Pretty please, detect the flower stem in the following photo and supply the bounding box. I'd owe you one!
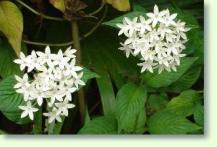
[71,20,86,125]
[33,107,42,134]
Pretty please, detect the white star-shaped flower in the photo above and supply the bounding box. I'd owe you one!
[53,50,70,69]
[138,16,152,34]
[19,101,38,120]
[117,17,139,37]
[55,99,75,116]
[14,52,29,71]
[137,60,157,73]
[118,43,133,58]
[64,46,77,58]
[146,5,167,27]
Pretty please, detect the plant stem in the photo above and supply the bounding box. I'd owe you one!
[22,5,108,47]
[22,39,73,47]
[16,0,66,21]
[33,107,42,134]
[48,121,55,134]
[71,20,86,125]
[88,0,105,16]
[16,0,105,21]
[53,117,65,134]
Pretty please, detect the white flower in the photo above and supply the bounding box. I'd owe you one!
[139,16,152,34]
[26,50,41,72]
[14,74,29,89]
[137,60,157,73]
[67,59,83,78]
[162,9,177,26]
[118,43,133,58]
[43,108,62,123]
[64,46,76,58]
[36,46,55,67]
[117,4,189,73]
[14,74,33,101]
[19,101,38,120]
[30,89,44,106]
[117,17,139,37]
[14,52,29,71]
[14,46,84,123]
[71,72,85,89]
[146,5,167,27]
[55,99,75,116]
[53,50,70,69]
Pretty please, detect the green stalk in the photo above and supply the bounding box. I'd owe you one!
[33,107,42,134]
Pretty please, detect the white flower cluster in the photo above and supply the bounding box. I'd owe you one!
[117,5,190,73]
[14,46,85,123]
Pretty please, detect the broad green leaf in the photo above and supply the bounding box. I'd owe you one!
[134,108,146,133]
[0,41,22,78]
[49,0,65,12]
[116,83,147,133]
[194,103,204,126]
[79,116,118,134]
[106,0,130,12]
[0,76,31,124]
[168,67,201,93]
[147,94,169,113]
[147,110,201,134]
[143,57,198,88]
[166,90,202,117]
[0,1,23,56]
[103,11,146,28]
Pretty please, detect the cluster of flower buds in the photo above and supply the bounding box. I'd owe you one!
[14,46,85,123]
[117,5,190,73]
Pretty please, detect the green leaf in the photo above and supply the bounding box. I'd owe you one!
[79,116,118,134]
[81,28,139,114]
[0,1,23,56]
[0,41,22,78]
[133,4,146,12]
[147,94,169,113]
[82,68,100,83]
[116,83,147,133]
[49,0,65,12]
[143,57,198,88]
[96,70,116,115]
[168,67,201,93]
[0,76,30,124]
[166,90,202,117]
[194,103,204,126]
[174,8,204,65]
[103,11,146,28]
[147,110,201,134]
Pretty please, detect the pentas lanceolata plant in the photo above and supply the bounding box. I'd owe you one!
[117,5,190,74]
[13,46,85,123]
